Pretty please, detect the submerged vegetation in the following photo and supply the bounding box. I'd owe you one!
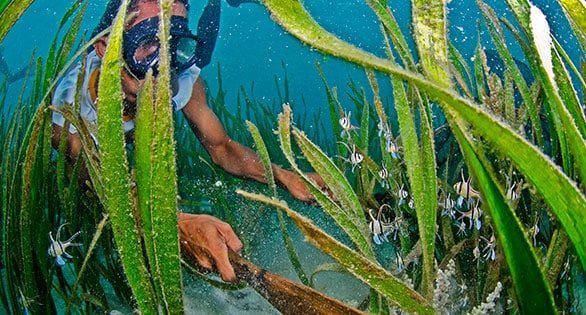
[1,0,585,314]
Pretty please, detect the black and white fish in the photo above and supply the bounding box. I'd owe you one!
[47,223,81,267]
[368,207,392,245]
[339,110,357,139]
[453,169,480,208]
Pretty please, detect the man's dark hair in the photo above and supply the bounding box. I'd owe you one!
[91,0,190,39]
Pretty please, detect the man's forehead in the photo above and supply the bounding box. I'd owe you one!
[127,1,188,29]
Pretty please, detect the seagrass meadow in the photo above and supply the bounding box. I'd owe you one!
[1,0,586,314]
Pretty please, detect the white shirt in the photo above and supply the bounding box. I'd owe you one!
[51,50,201,136]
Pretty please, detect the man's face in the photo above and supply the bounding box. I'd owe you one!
[121,0,188,103]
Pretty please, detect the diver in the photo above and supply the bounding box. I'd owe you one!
[51,0,326,282]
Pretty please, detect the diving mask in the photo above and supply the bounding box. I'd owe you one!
[123,15,199,79]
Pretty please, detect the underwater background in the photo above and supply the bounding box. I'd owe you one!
[1,0,586,314]
[3,0,579,118]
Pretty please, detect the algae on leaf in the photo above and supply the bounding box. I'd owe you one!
[256,0,585,313]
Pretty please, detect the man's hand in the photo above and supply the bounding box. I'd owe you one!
[281,172,330,205]
[178,213,243,282]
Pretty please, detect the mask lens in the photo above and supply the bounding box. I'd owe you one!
[123,16,199,79]
[174,37,197,64]
[134,39,160,66]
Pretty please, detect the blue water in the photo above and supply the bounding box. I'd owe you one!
[2,0,583,313]
[2,0,579,118]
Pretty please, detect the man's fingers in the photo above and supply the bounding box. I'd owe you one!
[196,254,213,271]
[216,220,243,254]
[225,237,243,255]
[178,213,243,281]
[214,251,237,282]
[209,239,236,281]
[221,228,243,254]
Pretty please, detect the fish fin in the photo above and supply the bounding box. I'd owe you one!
[55,256,66,267]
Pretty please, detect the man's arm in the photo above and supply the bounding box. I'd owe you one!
[52,122,243,281]
[52,124,82,164]
[181,77,325,202]
[51,123,94,184]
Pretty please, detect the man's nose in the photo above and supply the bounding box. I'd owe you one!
[144,69,178,96]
